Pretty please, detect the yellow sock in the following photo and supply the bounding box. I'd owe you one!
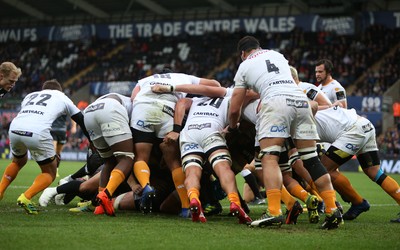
[0,162,20,194]
[187,187,200,203]
[133,161,150,187]
[266,189,282,216]
[380,176,400,205]
[281,186,295,210]
[287,184,309,202]
[227,192,241,206]
[171,168,189,208]
[320,190,337,214]
[332,173,363,204]
[24,173,53,199]
[105,169,125,196]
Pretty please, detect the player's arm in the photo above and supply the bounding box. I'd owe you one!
[152,84,227,97]
[164,98,193,143]
[71,112,90,140]
[315,93,333,110]
[228,87,247,130]
[198,78,221,87]
[335,88,347,108]
[243,89,260,107]
[131,85,140,101]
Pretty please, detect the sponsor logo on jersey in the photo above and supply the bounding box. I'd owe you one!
[306,89,318,100]
[362,122,373,133]
[20,109,44,115]
[150,81,169,86]
[193,111,219,117]
[11,130,33,137]
[270,125,287,133]
[183,143,199,152]
[188,123,211,130]
[269,79,294,86]
[162,105,174,117]
[285,98,309,108]
[85,103,105,113]
[136,120,151,129]
[345,143,360,152]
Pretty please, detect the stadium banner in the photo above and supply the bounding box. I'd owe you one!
[90,81,136,96]
[361,11,400,29]
[0,14,357,42]
[347,96,382,126]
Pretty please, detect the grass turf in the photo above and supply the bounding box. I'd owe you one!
[0,159,399,250]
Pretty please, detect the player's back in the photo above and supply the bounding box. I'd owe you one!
[314,107,358,143]
[235,49,304,99]
[11,89,79,136]
[135,73,200,105]
[185,95,231,132]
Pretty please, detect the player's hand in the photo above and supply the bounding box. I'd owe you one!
[163,131,179,143]
[151,84,174,93]
[331,100,344,108]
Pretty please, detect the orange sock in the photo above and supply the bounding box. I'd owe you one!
[332,173,363,204]
[24,173,53,199]
[0,162,20,195]
[133,161,150,187]
[380,176,400,205]
[287,184,309,202]
[307,180,323,201]
[320,190,337,214]
[105,169,125,196]
[187,187,200,203]
[281,186,295,210]
[266,189,282,216]
[227,192,241,206]
[171,168,189,208]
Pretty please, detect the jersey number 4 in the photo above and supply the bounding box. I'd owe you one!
[265,60,279,74]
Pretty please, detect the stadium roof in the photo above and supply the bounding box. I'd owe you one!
[0,0,393,27]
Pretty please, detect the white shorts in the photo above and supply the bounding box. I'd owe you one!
[130,101,174,139]
[257,95,319,140]
[9,130,55,162]
[180,131,227,158]
[84,98,132,150]
[332,117,378,155]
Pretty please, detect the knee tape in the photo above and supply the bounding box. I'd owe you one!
[113,151,135,160]
[210,152,232,168]
[254,157,262,170]
[258,145,281,159]
[182,155,203,171]
[288,151,301,166]
[297,147,318,160]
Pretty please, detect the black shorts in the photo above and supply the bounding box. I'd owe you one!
[51,130,67,144]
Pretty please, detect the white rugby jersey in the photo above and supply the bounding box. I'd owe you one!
[183,93,231,135]
[314,106,358,143]
[98,93,133,119]
[317,79,346,104]
[242,99,260,125]
[298,81,331,103]
[134,73,200,106]
[10,89,80,136]
[234,49,304,99]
